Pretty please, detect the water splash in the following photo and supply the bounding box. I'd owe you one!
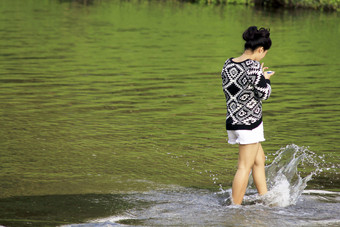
[221,144,324,207]
[260,144,321,207]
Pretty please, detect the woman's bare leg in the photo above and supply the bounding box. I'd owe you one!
[232,143,259,205]
[252,143,268,195]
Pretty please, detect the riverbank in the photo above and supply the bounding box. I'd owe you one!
[184,0,339,11]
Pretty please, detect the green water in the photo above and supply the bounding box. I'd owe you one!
[0,0,339,224]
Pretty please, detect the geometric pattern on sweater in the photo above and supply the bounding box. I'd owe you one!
[221,58,271,130]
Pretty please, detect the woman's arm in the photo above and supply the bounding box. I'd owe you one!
[248,62,273,100]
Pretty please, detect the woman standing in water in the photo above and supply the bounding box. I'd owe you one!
[221,26,275,205]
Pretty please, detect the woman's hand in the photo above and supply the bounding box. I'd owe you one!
[261,63,275,80]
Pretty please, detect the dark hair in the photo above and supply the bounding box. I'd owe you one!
[243,26,271,51]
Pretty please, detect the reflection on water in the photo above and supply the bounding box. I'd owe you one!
[0,0,340,226]
[0,193,140,226]
[63,188,340,226]
[1,188,339,226]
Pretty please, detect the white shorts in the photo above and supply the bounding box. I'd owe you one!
[227,123,265,145]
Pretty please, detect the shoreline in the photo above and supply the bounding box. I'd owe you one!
[180,0,339,11]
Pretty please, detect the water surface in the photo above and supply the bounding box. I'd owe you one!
[0,0,339,226]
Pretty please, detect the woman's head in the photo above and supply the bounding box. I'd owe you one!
[243,26,271,51]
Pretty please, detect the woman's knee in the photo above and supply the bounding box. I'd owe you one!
[238,143,259,168]
[237,162,254,172]
[254,152,265,166]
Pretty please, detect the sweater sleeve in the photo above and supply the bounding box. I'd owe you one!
[248,61,271,100]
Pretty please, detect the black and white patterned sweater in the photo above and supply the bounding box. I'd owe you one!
[221,58,271,130]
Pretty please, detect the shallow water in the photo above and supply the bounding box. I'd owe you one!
[88,145,339,227]
[0,0,339,226]
[69,189,340,227]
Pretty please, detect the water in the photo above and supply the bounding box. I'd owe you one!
[0,0,339,226]
[70,189,340,226]
[63,145,340,226]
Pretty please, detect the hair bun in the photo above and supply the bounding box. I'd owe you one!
[242,26,258,42]
[242,26,271,51]
[243,26,270,41]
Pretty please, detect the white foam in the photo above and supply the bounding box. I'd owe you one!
[92,215,133,223]
[299,219,340,226]
[303,190,340,195]
[262,174,292,207]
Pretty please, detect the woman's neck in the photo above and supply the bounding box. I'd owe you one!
[233,50,257,62]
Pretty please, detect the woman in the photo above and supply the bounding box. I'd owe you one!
[221,26,275,205]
